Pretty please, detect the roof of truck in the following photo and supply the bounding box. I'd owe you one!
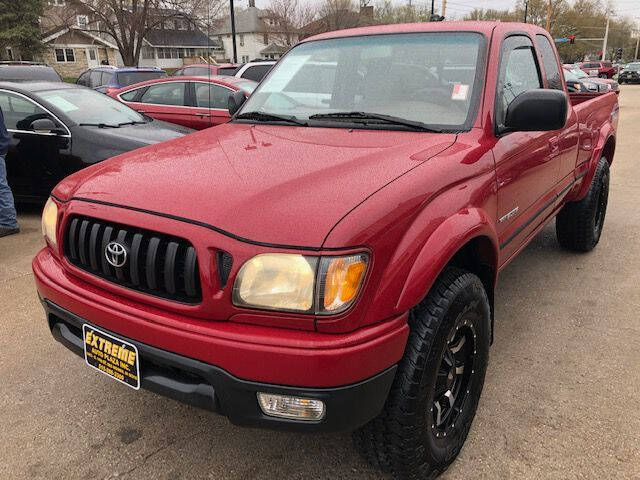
[302,21,545,43]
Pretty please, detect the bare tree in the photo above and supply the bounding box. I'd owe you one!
[65,0,213,66]
[315,0,355,32]
[267,0,316,46]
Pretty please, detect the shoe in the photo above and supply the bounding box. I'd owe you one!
[0,227,20,238]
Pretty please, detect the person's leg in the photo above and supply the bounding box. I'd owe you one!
[0,155,19,231]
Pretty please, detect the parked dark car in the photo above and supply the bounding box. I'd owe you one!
[618,62,640,84]
[0,62,62,82]
[0,81,192,202]
[109,75,256,130]
[76,66,167,94]
[173,63,239,77]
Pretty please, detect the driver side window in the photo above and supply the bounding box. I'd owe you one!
[496,36,542,128]
[0,92,50,131]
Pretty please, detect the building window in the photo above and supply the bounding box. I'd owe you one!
[6,48,13,60]
[241,55,249,63]
[142,47,155,59]
[163,20,175,30]
[77,15,88,28]
[239,34,244,47]
[263,33,268,45]
[48,0,66,5]
[55,48,75,62]
[176,19,188,30]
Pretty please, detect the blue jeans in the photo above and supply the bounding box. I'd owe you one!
[0,155,18,229]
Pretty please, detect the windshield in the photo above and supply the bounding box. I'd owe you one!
[564,68,588,80]
[39,88,147,126]
[235,80,257,94]
[625,63,640,71]
[239,32,484,130]
[116,71,166,86]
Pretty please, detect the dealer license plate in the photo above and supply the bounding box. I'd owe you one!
[83,325,140,390]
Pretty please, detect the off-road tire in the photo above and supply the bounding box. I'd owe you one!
[556,157,610,252]
[353,267,491,479]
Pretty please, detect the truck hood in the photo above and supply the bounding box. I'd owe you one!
[59,123,456,248]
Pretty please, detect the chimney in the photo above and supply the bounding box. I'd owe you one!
[248,0,255,7]
[360,6,374,22]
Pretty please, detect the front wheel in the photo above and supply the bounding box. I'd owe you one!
[353,267,491,479]
[556,157,610,252]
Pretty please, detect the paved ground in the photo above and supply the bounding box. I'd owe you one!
[2,86,640,480]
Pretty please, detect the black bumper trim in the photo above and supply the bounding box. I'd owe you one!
[42,299,397,432]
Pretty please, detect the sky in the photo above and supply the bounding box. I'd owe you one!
[248,0,640,21]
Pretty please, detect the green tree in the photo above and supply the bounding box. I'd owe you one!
[0,0,45,61]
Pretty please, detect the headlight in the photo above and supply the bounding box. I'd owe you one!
[41,197,59,248]
[233,253,368,314]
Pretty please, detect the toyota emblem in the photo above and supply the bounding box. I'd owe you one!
[105,241,128,268]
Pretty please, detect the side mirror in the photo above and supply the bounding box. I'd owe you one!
[228,90,246,116]
[503,89,567,133]
[30,118,59,134]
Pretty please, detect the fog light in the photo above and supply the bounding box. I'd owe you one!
[257,393,325,421]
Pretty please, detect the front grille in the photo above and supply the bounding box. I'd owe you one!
[64,216,202,303]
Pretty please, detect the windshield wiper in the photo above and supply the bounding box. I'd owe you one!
[308,111,442,132]
[78,122,120,128]
[235,111,308,126]
[117,121,148,127]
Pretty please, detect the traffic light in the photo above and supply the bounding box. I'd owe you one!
[616,48,623,60]
[569,35,576,44]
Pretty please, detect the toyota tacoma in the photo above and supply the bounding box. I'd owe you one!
[34,21,618,478]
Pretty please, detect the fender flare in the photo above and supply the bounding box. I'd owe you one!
[395,207,499,313]
[573,126,615,201]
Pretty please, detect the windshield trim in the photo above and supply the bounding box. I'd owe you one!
[235,31,488,133]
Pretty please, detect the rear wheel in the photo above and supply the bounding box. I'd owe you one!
[353,267,491,479]
[556,157,610,252]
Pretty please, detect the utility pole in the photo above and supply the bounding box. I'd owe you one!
[524,1,528,23]
[442,0,446,18]
[230,0,238,63]
[602,14,610,61]
[545,0,552,32]
[431,0,435,17]
[635,33,639,60]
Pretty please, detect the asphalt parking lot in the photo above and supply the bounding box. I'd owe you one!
[2,86,640,480]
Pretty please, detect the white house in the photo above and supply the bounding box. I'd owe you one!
[216,0,298,63]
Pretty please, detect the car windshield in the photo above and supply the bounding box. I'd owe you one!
[564,68,588,80]
[239,32,484,130]
[625,63,640,71]
[39,88,147,126]
[116,71,166,86]
[0,66,61,82]
[234,80,257,94]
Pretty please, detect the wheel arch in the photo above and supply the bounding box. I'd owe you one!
[395,210,499,340]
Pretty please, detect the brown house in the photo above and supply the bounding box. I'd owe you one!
[300,6,375,40]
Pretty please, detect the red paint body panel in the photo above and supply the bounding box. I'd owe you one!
[35,21,618,391]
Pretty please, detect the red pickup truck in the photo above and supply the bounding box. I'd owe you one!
[34,22,617,478]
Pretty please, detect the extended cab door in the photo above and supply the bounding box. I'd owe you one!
[0,90,72,200]
[492,35,561,259]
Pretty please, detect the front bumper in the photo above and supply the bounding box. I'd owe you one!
[44,299,396,432]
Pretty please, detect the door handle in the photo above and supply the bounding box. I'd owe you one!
[196,113,211,118]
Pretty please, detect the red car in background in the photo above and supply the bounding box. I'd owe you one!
[109,76,256,130]
[173,63,240,77]
[577,60,616,78]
